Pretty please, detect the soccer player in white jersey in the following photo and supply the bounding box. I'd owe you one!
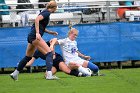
[51,28,99,76]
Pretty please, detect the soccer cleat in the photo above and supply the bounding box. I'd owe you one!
[92,73,98,76]
[82,73,91,77]
[92,73,105,76]
[10,73,18,81]
[45,75,60,80]
[78,72,91,77]
[98,73,106,76]
[92,70,100,76]
[91,71,105,76]
[45,71,59,80]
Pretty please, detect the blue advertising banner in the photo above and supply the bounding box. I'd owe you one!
[0,22,140,68]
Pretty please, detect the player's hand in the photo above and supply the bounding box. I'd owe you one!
[36,33,41,41]
[50,45,54,52]
[84,56,91,61]
[52,31,58,36]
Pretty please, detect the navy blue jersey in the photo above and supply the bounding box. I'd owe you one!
[29,9,50,37]
[37,9,50,31]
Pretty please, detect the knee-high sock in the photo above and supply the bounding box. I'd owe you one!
[17,56,32,71]
[45,52,53,71]
[78,66,91,75]
[87,62,99,73]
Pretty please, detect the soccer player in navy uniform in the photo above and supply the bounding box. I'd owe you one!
[10,1,58,80]
[26,41,85,77]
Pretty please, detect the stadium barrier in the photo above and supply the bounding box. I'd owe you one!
[1,0,140,26]
[0,22,140,68]
[1,13,77,26]
[0,0,131,27]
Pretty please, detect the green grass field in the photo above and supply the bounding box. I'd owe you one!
[0,68,140,93]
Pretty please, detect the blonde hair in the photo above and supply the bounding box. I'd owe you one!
[68,28,79,36]
[46,1,57,9]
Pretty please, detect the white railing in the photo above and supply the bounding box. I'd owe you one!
[0,0,140,27]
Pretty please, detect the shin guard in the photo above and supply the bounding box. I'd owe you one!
[17,56,32,71]
[45,52,53,71]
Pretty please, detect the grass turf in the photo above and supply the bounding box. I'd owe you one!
[0,68,140,93]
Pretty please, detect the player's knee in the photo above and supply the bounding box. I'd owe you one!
[69,62,79,68]
[87,62,99,73]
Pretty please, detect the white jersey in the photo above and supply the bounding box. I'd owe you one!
[58,38,85,65]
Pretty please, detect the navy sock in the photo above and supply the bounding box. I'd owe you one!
[70,70,79,77]
[45,52,53,71]
[17,56,32,71]
[87,62,99,73]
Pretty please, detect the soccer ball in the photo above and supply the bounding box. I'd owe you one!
[86,68,93,75]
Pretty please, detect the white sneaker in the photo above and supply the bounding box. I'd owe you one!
[78,72,91,77]
[46,75,60,80]
[45,71,59,80]
[10,73,18,81]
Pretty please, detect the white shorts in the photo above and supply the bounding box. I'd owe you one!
[65,57,87,66]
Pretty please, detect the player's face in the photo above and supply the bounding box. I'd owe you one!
[49,6,57,13]
[69,31,78,41]
[52,7,57,13]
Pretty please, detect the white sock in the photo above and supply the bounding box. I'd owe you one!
[78,66,91,76]
[47,71,52,78]
[13,69,19,76]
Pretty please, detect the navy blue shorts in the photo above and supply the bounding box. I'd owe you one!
[27,28,44,44]
[27,34,36,44]
[53,54,64,71]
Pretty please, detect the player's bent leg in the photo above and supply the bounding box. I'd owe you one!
[26,43,36,56]
[83,61,99,76]
[88,62,99,74]
[33,39,52,69]
[32,38,51,55]
[68,62,91,76]
[32,39,56,80]
[59,62,83,77]
[51,67,57,75]
[68,62,80,70]
[59,62,71,74]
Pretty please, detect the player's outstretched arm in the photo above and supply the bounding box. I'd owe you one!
[45,29,58,36]
[77,51,91,61]
[49,38,58,54]
[50,38,59,46]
